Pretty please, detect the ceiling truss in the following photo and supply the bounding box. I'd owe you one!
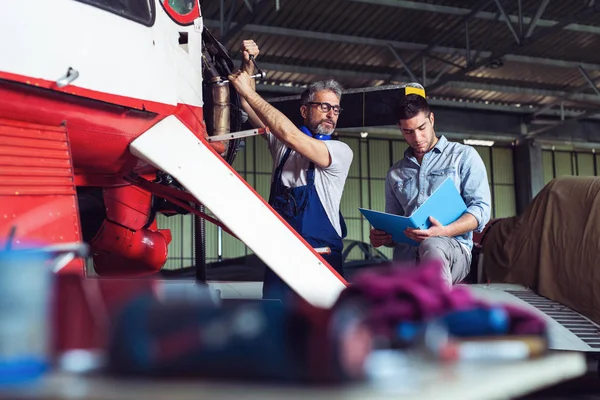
[205,0,600,138]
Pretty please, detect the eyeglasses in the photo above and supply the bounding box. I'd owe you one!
[307,102,343,115]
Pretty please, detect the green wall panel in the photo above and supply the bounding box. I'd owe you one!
[368,140,392,178]
[222,231,247,259]
[360,140,370,179]
[345,219,363,248]
[341,178,362,219]
[254,138,272,173]
[368,180,386,214]
[158,214,194,270]
[554,152,573,177]
[494,185,516,218]
[492,147,514,184]
[392,141,409,164]
[542,150,554,185]
[473,146,492,183]
[576,153,595,176]
[345,138,361,178]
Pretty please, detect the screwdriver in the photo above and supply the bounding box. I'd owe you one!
[220,54,266,84]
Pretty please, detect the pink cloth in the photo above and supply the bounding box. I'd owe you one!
[338,260,546,338]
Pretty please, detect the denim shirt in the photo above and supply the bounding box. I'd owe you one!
[385,135,492,257]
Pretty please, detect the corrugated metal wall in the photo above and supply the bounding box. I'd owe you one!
[543,150,599,184]
[161,135,517,267]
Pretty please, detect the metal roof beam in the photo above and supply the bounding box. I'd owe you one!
[257,84,600,122]
[203,20,600,71]
[525,0,550,38]
[426,4,600,92]
[526,65,600,137]
[530,69,600,117]
[493,0,522,44]
[404,0,494,66]
[256,62,385,80]
[444,81,600,103]
[349,0,600,35]
[578,65,600,97]
[387,45,419,83]
[526,109,600,138]
[251,63,600,103]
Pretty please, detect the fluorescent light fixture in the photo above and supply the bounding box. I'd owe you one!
[463,139,495,147]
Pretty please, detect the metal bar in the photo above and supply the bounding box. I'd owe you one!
[551,150,556,179]
[406,0,494,67]
[194,204,206,283]
[525,0,550,39]
[314,247,331,255]
[255,61,385,80]
[432,64,453,85]
[422,57,427,87]
[473,12,501,64]
[578,65,600,97]
[219,0,224,34]
[220,71,265,84]
[493,0,521,45]
[224,0,237,36]
[388,45,419,83]
[465,20,471,66]
[517,0,523,39]
[207,127,270,142]
[489,147,496,218]
[217,227,223,262]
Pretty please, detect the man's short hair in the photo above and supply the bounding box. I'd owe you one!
[396,94,431,121]
[300,79,343,105]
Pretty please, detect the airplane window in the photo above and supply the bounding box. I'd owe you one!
[167,0,195,15]
[75,0,155,27]
[161,0,198,25]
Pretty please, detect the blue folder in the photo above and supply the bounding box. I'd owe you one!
[359,177,467,246]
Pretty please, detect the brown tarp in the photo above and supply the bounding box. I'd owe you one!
[483,176,600,325]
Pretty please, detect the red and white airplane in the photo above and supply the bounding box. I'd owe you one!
[0,0,346,309]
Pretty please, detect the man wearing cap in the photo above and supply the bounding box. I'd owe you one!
[228,40,353,299]
[369,87,491,286]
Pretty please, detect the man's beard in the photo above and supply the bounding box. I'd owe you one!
[310,119,336,135]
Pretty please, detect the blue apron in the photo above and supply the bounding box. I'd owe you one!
[263,145,347,300]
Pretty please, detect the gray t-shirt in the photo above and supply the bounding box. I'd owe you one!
[267,133,353,237]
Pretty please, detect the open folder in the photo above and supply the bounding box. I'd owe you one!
[359,177,467,246]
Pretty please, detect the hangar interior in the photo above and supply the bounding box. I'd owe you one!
[3,0,600,398]
[159,0,600,269]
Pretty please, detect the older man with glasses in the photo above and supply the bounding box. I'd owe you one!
[228,40,353,301]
